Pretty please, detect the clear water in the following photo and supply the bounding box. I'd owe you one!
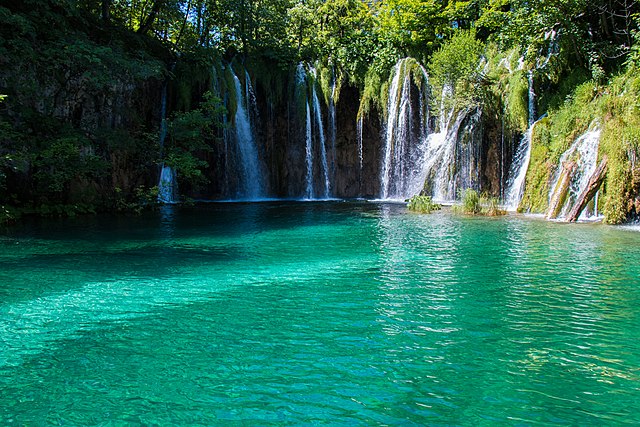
[1,202,639,425]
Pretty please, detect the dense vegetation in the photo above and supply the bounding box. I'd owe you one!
[1,0,638,222]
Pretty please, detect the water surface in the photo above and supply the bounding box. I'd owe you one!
[1,202,639,425]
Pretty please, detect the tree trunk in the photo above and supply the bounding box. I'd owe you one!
[138,0,163,35]
[567,157,608,222]
[102,0,111,23]
[547,161,576,220]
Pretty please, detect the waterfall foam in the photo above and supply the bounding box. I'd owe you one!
[429,109,468,201]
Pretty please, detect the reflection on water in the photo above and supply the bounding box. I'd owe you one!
[0,202,639,425]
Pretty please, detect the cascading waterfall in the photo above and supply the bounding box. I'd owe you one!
[454,108,483,194]
[417,83,476,202]
[157,84,178,204]
[504,71,537,211]
[296,64,315,200]
[503,35,559,210]
[298,63,331,200]
[528,71,535,126]
[380,58,430,200]
[230,66,265,200]
[504,124,535,210]
[311,81,330,198]
[357,116,364,193]
[329,76,338,184]
[158,165,177,203]
[304,101,314,199]
[548,123,602,219]
[428,107,468,201]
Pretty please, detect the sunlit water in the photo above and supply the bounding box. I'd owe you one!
[1,202,639,425]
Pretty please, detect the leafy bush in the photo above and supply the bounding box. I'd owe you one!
[453,189,506,216]
[429,30,484,112]
[455,188,482,215]
[407,195,441,214]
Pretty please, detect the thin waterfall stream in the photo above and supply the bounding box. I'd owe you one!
[157,83,178,204]
[504,70,537,211]
[230,66,265,200]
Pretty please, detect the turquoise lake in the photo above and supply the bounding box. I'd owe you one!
[1,202,639,425]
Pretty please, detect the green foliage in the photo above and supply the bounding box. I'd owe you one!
[482,195,507,216]
[407,195,441,214]
[114,185,159,214]
[429,30,483,92]
[428,30,484,116]
[164,91,225,191]
[32,134,107,196]
[454,188,482,215]
[453,189,506,216]
[376,0,450,62]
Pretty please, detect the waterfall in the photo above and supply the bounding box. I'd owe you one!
[414,83,475,202]
[230,66,265,200]
[312,86,330,198]
[528,71,535,126]
[357,116,364,194]
[429,108,468,201]
[504,124,535,211]
[380,58,431,200]
[504,72,537,211]
[329,77,337,185]
[158,165,178,204]
[304,101,314,199]
[157,84,178,204]
[297,63,331,200]
[548,123,602,219]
